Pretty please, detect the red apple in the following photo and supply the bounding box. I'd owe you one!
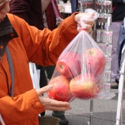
[70,74,101,99]
[48,75,73,102]
[56,52,81,78]
[82,48,106,77]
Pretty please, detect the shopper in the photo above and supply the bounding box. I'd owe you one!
[111,0,125,88]
[70,0,78,13]
[9,0,69,124]
[0,0,95,125]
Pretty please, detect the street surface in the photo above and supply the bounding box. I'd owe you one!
[46,89,125,125]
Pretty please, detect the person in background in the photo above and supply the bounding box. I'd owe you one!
[111,0,125,89]
[70,0,78,13]
[0,0,95,125]
[62,0,68,3]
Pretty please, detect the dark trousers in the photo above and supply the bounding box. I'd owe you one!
[70,0,78,13]
[39,66,55,87]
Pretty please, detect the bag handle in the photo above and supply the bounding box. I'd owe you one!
[5,46,14,97]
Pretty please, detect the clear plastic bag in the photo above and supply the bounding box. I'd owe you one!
[48,30,107,101]
[48,9,107,101]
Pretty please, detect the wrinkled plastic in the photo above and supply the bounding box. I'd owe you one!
[48,9,107,101]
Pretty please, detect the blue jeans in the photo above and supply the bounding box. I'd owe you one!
[118,20,125,68]
[70,0,78,12]
[111,22,122,82]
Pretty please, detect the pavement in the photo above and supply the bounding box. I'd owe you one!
[46,89,125,125]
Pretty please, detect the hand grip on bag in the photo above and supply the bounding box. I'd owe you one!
[77,8,99,32]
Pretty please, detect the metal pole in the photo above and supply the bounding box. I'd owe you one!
[88,99,94,125]
[116,51,125,125]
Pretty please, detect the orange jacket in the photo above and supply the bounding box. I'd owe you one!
[0,13,77,125]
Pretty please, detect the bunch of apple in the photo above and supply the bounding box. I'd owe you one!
[48,48,106,101]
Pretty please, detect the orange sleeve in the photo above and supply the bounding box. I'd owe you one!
[7,13,78,66]
[0,63,44,123]
[0,13,78,123]
[0,89,44,123]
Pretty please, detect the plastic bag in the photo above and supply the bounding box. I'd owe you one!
[48,9,106,101]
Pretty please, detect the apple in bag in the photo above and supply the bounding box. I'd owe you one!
[48,75,73,102]
[82,48,106,76]
[56,52,81,78]
[70,74,101,99]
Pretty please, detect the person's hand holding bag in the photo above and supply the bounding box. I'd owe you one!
[74,9,99,33]
[74,13,94,33]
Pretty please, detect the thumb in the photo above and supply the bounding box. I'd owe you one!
[36,84,53,96]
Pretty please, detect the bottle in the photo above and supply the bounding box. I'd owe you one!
[102,15,113,44]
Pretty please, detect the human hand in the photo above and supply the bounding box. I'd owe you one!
[0,0,10,22]
[36,84,71,111]
[75,12,96,33]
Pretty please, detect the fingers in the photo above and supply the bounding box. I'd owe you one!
[75,13,94,23]
[75,12,96,33]
[45,100,71,111]
[36,85,72,112]
[46,98,70,107]
[45,105,71,111]
[84,20,95,26]
[39,96,70,107]
[36,84,53,96]
[39,96,71,111]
